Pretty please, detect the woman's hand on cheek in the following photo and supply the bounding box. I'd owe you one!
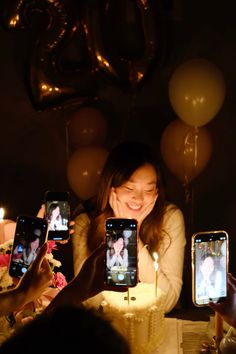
[136,195,157,225]
[109,188,124,217]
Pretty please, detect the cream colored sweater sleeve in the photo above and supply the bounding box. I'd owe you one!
[72,213,91,276]
[138,205,186,313]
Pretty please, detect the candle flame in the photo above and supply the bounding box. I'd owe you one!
[153,252,158,261]
[154,262,158,271]
[0,208,4,221]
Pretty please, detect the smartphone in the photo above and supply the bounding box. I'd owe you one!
[45,191,70,241]
[191,230,229,307]
[105,217,138,287]
[9,215,48,279]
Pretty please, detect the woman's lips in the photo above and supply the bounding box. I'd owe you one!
[126,204,142,211]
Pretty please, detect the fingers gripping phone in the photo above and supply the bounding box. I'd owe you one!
[9,215,48,279]
[191,230,229,307]
[45,191,70,241]
[105,218,138,287]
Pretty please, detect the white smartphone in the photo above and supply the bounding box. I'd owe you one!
[9,215,48,278]
[45,191,70,241]
[105,217,138,287]
[191,230,229,307]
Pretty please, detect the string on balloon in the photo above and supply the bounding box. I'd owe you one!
[182,126,199,230]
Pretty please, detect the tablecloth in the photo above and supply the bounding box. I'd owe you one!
[155,317,209,354]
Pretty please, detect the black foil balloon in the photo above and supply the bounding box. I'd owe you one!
[25,0,97,111]
[0,0,24,29]
[0,0,170,109]
[1,0,97,111]
[82,0,162,86]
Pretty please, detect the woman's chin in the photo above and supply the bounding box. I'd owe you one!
[125,208,141,219]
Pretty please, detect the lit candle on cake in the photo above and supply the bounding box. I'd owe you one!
[0,208,4,222]
[153,252,159,297]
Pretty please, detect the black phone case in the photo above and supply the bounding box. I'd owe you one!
[191,230,228,307]
[105,217,138,287]
[45,191,70,241]
[9,215,48,278]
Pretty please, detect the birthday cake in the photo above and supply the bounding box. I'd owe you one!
[100,282,165,354]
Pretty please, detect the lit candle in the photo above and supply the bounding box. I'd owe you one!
[0,208,5,222]
[153,252,159,297]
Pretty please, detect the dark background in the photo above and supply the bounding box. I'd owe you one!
[0,0,236,307]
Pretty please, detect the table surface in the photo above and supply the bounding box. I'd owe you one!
[156,317,211,354]
[153,306,226,354]
[166,306,214,322]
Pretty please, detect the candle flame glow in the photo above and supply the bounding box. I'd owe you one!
[0,208,4,221]
[153,252,158,261]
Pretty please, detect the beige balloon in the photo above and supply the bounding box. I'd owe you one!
[68,107,107,148]
[67,146,109,201]
[160,119,212,184]
[169,58,226,127]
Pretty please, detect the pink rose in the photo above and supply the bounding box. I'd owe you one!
[51,272,67,290]
[0,254,10,267]
[47,241,57,253]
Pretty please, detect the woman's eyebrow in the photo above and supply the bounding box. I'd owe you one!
[127,179,157,185]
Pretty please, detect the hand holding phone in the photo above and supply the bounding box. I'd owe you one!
[105,218,138,287]
[9,215,48,279]
[191,230,228,307]
[45,191,70,241]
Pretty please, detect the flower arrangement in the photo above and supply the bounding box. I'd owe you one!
[0,239,67,320]
[0,239,13,290]
[0,239,67,290]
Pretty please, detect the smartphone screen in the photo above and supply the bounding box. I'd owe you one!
[9,215,48,279]
[105,217,138,287]
[191,230,228,307]
[45,191,70,241]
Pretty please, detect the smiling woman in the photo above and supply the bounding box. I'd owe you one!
[72,140,186,313]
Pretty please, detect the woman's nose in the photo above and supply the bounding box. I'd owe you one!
[132,190,144,200]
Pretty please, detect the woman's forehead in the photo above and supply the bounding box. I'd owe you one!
[128,164,157,183]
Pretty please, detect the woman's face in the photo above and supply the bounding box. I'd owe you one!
[31,237,40,250]
[200,256,214,278]
[114,163,158,219]
[52,206,60,218]
[116,237,124,247]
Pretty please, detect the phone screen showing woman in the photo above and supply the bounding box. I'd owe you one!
[192,230,228,306]
[105,218,138,287]
[45,191,70,241]
[9,215,48,278]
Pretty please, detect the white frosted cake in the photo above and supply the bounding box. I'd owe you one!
[100,282,165,354]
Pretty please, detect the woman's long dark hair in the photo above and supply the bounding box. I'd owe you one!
[80,141,173,254]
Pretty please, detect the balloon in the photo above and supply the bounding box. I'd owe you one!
[0,0,23,29]
[82,0,161,86]
[67,146,109,201]
[1,0,168,107]
[27,1,98,111]
[160,119,212,184]
[1,0,97,110]
[67,107,107,148]
[169,58,226,127]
